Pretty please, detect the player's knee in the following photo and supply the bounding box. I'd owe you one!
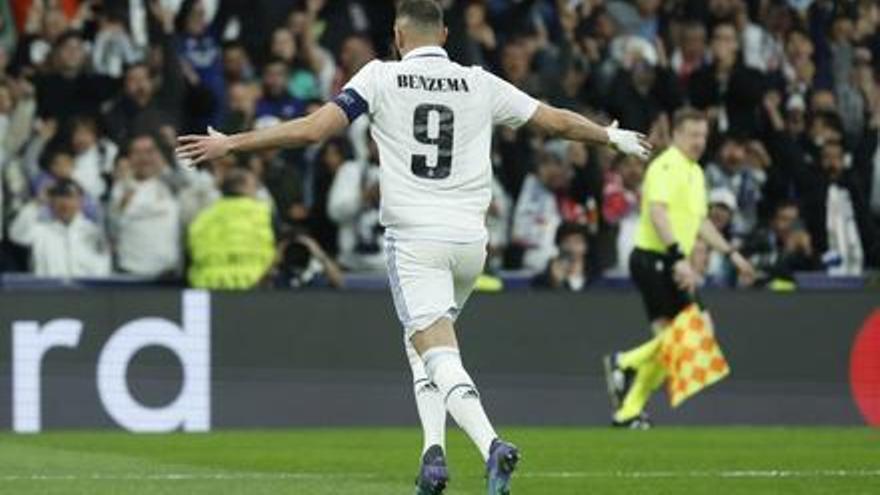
[410,317,457,354]
[421,346,478,400]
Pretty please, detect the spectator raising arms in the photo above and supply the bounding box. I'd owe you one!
[109,133,180,278]
[69,115,117,200]
[9,179,110,278]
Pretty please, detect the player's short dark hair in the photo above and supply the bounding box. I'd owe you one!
[672,108,708,131]
[397,0,444,29]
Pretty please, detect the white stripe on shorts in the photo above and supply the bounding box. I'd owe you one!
[384,237,412,328]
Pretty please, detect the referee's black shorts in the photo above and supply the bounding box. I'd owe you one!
[629,247,696,322]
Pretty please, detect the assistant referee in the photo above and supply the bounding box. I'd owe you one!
[603,108,755,428]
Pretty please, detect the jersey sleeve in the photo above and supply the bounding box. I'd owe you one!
[695,170,708,217]
[485,70,540,129]
[643,160,673,205]
[332,60,381,122]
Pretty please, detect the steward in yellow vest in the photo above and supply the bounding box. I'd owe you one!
[188,169,275,289]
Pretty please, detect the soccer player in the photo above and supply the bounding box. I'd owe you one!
[177,1,650,493]
[603,109,755,428]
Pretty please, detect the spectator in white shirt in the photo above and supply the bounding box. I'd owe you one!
[512,146,572,271]
[9,179,111,278]
[327,137,384,272]
[109,133,181,277]
[486,177,512,272]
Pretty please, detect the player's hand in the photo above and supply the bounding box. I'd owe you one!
[730,251,756,287]
[673,259,698,293]
[606,121,651,160]
[176,127,231,167]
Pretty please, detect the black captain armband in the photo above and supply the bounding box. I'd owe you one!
[331,88,368,122]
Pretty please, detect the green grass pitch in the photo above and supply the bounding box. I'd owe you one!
[1,427,878,494]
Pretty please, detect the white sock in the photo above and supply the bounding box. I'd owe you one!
[423,346,497,461]
[405,338,446,454]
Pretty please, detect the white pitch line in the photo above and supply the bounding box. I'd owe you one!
[2,470,880,482]
[0,472,379,482]
[521,469,880,479]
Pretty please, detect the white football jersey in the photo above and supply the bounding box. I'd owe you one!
[334,46,539,243]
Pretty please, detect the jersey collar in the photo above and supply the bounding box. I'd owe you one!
[669,145,699,166]
[402,46,449,61]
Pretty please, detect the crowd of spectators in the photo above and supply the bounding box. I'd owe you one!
[0,0,878,291]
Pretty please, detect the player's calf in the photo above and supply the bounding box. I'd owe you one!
[422,345,498,460]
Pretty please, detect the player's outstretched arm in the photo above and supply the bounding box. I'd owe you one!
[527,103,652,159]
[176,103,349,166]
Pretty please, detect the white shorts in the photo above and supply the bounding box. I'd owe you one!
[384,236,487,337]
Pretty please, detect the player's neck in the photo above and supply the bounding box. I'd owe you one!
[400,42,445,59]
[671,143,698,162]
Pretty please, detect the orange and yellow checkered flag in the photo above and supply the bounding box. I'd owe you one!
[660,304,730,408]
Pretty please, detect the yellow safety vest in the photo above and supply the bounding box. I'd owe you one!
[188,197,275,289]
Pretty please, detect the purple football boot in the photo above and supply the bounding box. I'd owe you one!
[415,445,449,495]
[486,438,520,495]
